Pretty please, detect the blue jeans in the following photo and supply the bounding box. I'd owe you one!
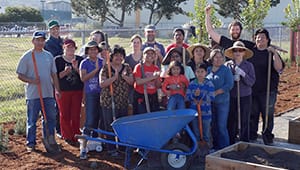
[83,93,102,137]
[250,91,277,140]
[26,98,57,147]
[211,102,230,150]
[192,117,211,143]
[167,94,185,110]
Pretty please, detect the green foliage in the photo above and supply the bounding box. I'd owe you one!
[0,125,9,153]
[14,118,26,135]
[71,0,138,27]
[213,0,249,19]
[241,0,271,37]
[0,6,43,22]
[213,0,279,19]
[189,0,221,44]
[282,0,300,32]
[140,0,188,25]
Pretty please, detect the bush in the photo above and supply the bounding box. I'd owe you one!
[14,118,26,135]
[0,125,9,152]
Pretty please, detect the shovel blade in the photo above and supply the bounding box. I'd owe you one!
[42,136,61,154]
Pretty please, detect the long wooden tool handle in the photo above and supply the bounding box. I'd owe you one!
[32,52,47,122]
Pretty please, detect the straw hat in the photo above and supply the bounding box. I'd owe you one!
[187,43,211,60]
[224,41,253,59]
[162,47,190,65]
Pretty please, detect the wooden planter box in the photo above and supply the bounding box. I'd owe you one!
[205,142,300,170]
[288,116,300,144]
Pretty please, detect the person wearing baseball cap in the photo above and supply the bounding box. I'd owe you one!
[142,25,165,68]
[17,30,61,153]
[44,20,64,139]
[54,38,84,146]
[45,20,63,58]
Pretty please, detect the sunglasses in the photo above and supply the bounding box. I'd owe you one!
[233,49,245,53]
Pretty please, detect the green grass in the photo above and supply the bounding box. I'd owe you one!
[0,35,291,123]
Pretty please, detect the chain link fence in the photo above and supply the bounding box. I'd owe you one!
[0,26,291,123]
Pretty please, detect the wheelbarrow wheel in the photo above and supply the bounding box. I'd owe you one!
[161,143,191,170]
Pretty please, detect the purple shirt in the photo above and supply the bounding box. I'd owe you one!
[79,57,103,94]
[225,60,256,97]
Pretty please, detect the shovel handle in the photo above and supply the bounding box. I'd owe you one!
[196,100,204,141]
[32,52,47,122]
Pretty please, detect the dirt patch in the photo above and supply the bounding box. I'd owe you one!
[221,146,300,170]
[0,66,299,169]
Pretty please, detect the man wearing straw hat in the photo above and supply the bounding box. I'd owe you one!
[224,41,256,144]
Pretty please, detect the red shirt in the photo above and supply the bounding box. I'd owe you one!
[133,63,160,94]
[166,43,189,53]
[162,74,189,97]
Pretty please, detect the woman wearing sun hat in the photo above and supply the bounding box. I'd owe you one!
[224,41,256,144]
[187,43,211,72]
[161,47,195,81]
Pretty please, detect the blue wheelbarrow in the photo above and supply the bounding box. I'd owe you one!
[76,109,198,169]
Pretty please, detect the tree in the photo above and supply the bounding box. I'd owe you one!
[189,0,221,43]
[0,6,43,22]
[282,0,300,71]
[71,0,139,27]
[213,0,280,19]
[240,0,271,38]
[139,0,188,25]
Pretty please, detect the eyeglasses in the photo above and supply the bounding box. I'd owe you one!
[233,49,245,53]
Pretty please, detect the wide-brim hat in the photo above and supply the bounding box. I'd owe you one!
[162,47,190,65]
[224,41,253,59]
[84,40,101,54]
[187,43,211,60]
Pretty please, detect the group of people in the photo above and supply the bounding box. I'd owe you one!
[16,4,285,161]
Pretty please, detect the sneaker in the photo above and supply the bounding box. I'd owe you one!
[56,133,62,139]
[80,149,87,160]
[26,145,35,153]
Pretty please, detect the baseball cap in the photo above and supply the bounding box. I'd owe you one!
[143,46,156,54]
[144,25,156,31]
[48,20,60,28]
[63,39,77,48]
[32,31,46,39]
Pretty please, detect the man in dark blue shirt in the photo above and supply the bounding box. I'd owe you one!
[45,20,63,57]
[44,20,64,138]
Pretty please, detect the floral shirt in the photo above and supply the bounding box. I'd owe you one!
[100,63,132,109]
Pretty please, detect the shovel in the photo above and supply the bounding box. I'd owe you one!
[196,100,209,156]
[236,76,241,141]
[262,52,272,145]
[32,52,60,153]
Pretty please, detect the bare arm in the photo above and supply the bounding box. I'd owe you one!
[17,73,39,84]
[205,5,221,44]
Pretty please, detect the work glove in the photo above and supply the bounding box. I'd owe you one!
[235,66,246,77]
[234,74,240,81]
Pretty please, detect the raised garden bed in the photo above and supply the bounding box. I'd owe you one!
[288,116,300,144]
[205,142,300,170]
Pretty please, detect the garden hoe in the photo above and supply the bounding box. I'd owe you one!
[32,52,60,153]
[262,52,272,145]
[196,100,209,156]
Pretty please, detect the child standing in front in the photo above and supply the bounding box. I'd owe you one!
[186,64,215,145]
[162,61,189,110]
